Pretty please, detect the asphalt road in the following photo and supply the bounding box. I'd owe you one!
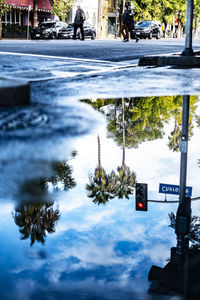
[1,38,200,61]
[1,38,200,102]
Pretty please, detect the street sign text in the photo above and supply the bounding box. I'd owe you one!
[159,183,192,197]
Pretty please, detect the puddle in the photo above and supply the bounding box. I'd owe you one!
[0,95,200,300]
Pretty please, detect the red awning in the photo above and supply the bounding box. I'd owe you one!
[6,0,52,10]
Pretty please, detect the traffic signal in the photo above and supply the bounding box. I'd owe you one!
[135,183,148,211]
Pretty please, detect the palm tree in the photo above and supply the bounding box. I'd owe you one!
[115,98,136,199]
[13,200,60,246]
[86,135,116,205]
[13,179,60,246]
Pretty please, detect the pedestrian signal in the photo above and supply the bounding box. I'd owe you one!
[136,183,148,211]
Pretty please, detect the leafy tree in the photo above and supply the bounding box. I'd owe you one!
[169,212,200,249]
[107,96,176,149]
[52,0,76,21]
[0,0,10,39]
[48,161,76,191]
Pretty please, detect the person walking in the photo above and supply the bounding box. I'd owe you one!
[73,5,86,40]
[121,3,139,43]
[121,5,130,42]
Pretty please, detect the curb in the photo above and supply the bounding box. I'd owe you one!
[139,53,200,67]
[0,79,30,107]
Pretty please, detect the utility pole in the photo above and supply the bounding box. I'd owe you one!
[182,0,194,56]
[97,0,102,39]
[176,95,191,256]
[115,0,119,38]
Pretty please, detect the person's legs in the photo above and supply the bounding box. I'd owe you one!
[73,24,78,39]
[79,24,84,40]
[125,25,129,41]
[121,24,126,40]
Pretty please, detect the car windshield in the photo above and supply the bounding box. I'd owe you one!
[136,21,152,28]
[39,22,56,28]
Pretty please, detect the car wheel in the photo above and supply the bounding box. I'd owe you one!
[51,33,56,39]
[91,32,96,40]
[148,32,152,39]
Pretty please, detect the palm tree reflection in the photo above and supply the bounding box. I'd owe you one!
[86,100,136,205]
[86,135,116,205]
[13,155,77,246]
[13,200,60,246]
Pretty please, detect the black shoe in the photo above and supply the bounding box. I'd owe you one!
[136,37,139,42]
[124,39,129,42]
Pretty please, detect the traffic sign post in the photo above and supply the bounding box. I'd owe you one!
[176,95,191,258]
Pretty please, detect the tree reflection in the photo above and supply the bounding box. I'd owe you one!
[114,98,136,199]
[82,96,198,151]
[13,179,60,246]
[86,135,116,205]
[86,101,136,205]
[48,160,76,191]
[169,212,200,248]
[13,153,77,245]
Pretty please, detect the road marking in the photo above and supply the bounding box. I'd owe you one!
[2,61,138,83]
[0,51,111,64]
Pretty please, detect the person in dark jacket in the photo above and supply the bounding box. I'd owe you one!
[121,5,130,42]
[121,4,139,42]
[73,5,85,40]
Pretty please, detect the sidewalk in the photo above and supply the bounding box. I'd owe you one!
[139,51,200,67]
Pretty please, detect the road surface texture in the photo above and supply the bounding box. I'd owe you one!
[0,38,200,102]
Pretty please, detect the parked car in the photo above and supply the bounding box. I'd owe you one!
[133,20,162,39]
[31,21,68,39]
[58,23,96,40]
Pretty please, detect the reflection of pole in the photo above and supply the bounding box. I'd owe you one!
[122,98,125,165]
[176,95,190,256]
[179,96,189,205]
[182,0,194,56]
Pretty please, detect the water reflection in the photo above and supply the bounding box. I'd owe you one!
[1,95,200,300]
[86,132,136,205]
[13,197,60,246]
[12,153,77,246]
[81,96,198,151]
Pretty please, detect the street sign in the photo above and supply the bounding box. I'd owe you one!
[159,183,192,197]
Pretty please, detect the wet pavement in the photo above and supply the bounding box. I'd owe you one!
[0,40,200,300]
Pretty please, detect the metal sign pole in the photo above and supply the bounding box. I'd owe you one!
[182,0,194,56]
[176,95,191,256]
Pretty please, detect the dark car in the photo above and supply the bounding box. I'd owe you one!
[31,21,68,39]
[58,23,96,40]
[133,20,162,39]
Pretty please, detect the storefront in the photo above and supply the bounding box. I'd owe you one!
[2,0,53,37]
